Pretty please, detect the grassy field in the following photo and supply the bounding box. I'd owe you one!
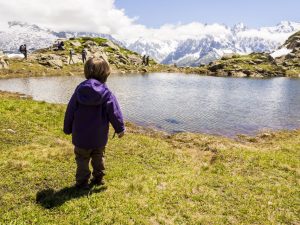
[0,91,299,224]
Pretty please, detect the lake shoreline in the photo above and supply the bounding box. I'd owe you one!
[0,90,299,140]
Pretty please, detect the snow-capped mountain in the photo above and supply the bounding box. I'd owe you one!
[124,21,300,66]
[1,21,300,66]
[125,38,179,63]
[0,21,57,53]
[0,21,119,53]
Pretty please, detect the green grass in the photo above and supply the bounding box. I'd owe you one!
[0,59,84,79]
[0,92,299,224]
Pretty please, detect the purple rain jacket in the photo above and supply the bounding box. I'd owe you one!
[63,79,125,149]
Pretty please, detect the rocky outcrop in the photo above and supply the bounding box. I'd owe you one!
[0,52,9,69]
[272,31,300,77]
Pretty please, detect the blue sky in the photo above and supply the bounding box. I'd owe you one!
[115,0,300,28]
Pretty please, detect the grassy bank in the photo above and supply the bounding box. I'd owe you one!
[0,92,299,224]
[0,58,84,79]
[0,58,182,80]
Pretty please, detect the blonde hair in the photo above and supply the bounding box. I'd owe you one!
[84,57,111,83]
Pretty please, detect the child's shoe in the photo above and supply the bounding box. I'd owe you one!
[90,177,104,186]
[75,182,90,190]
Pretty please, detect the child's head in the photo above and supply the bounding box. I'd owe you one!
[84,57,111,83]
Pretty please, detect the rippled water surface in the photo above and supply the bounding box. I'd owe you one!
[0,73,300,136]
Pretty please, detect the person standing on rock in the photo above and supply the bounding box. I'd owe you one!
[69,49,75,64]
[142,55,146,65]
[23,44,28,60]
[19,44,27,59]
[82,49,87,63]
[146,56,150,66]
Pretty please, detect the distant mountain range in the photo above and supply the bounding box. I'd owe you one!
[0,21,300,66]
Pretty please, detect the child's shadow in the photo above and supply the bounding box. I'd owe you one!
[36,185,107,209]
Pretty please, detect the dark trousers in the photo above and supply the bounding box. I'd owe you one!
[74,146,105,185]
[82,55,86,63]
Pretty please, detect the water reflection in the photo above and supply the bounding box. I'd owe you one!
[0,73,299,136]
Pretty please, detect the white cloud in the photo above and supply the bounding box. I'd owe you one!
[0,0,137,34]
[0,0,299,43]
[0,0,249,42]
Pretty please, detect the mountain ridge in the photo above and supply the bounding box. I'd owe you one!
[0,21,300,66]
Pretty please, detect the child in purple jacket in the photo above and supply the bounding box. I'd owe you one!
[64,57,125,189]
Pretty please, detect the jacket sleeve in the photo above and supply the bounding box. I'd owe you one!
[63,92,77,135]
[106,93,125,134]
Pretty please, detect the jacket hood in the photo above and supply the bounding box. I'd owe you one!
[76,79,110,106]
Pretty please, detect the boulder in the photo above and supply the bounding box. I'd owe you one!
[37,54,64,68]
[88,46,104,54]
[242,70,252,76]
[229,71,248,77]
[141,68,148,73]
[208,63,225,72]
[92,51,109,63]
[285,53,296,59]
[117,53,129,64]
[83,40,97,48]
[47,59,63,68]
[101,40,120,51]
[127,54,142,65]
[253,59,265,64]
[0,57,9,69]
[69,40,82,47]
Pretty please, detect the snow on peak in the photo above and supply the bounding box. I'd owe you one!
[232,22,247,33]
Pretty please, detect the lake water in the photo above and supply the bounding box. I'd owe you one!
[0,73,300,136]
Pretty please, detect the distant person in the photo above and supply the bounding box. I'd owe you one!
[23,44,27,60]
[58,41,65,50]
[142,55,146,65]
[19,44,24,54]
[63,57,125,189]
[69,49,75,64]
[19,44,27,59]
[146,56,150,66]
[81,49,87,63]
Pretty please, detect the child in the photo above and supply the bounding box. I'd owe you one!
[64,57,125,189]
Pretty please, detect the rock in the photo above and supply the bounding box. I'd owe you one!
[127,54,142,65]
[254,67,264,73]
[69,40,81,47]
[88,46,104,53]
[83,40,97,48]
[0,57,9,69]
[288,40,300,49]
[117,53,129,64]
[259,132,273,138]
[47,59,63,68]
[229,71,247,77]
[101,40,120,51]
[285,53,296,59]
[216,70,227,76]
[242,70,251,76]
[93,52,109,63]
[253,59,265,64]
[3,129,16,134]
[141,68,148,73]
[208,63,224,72]
[250,72,264,78]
